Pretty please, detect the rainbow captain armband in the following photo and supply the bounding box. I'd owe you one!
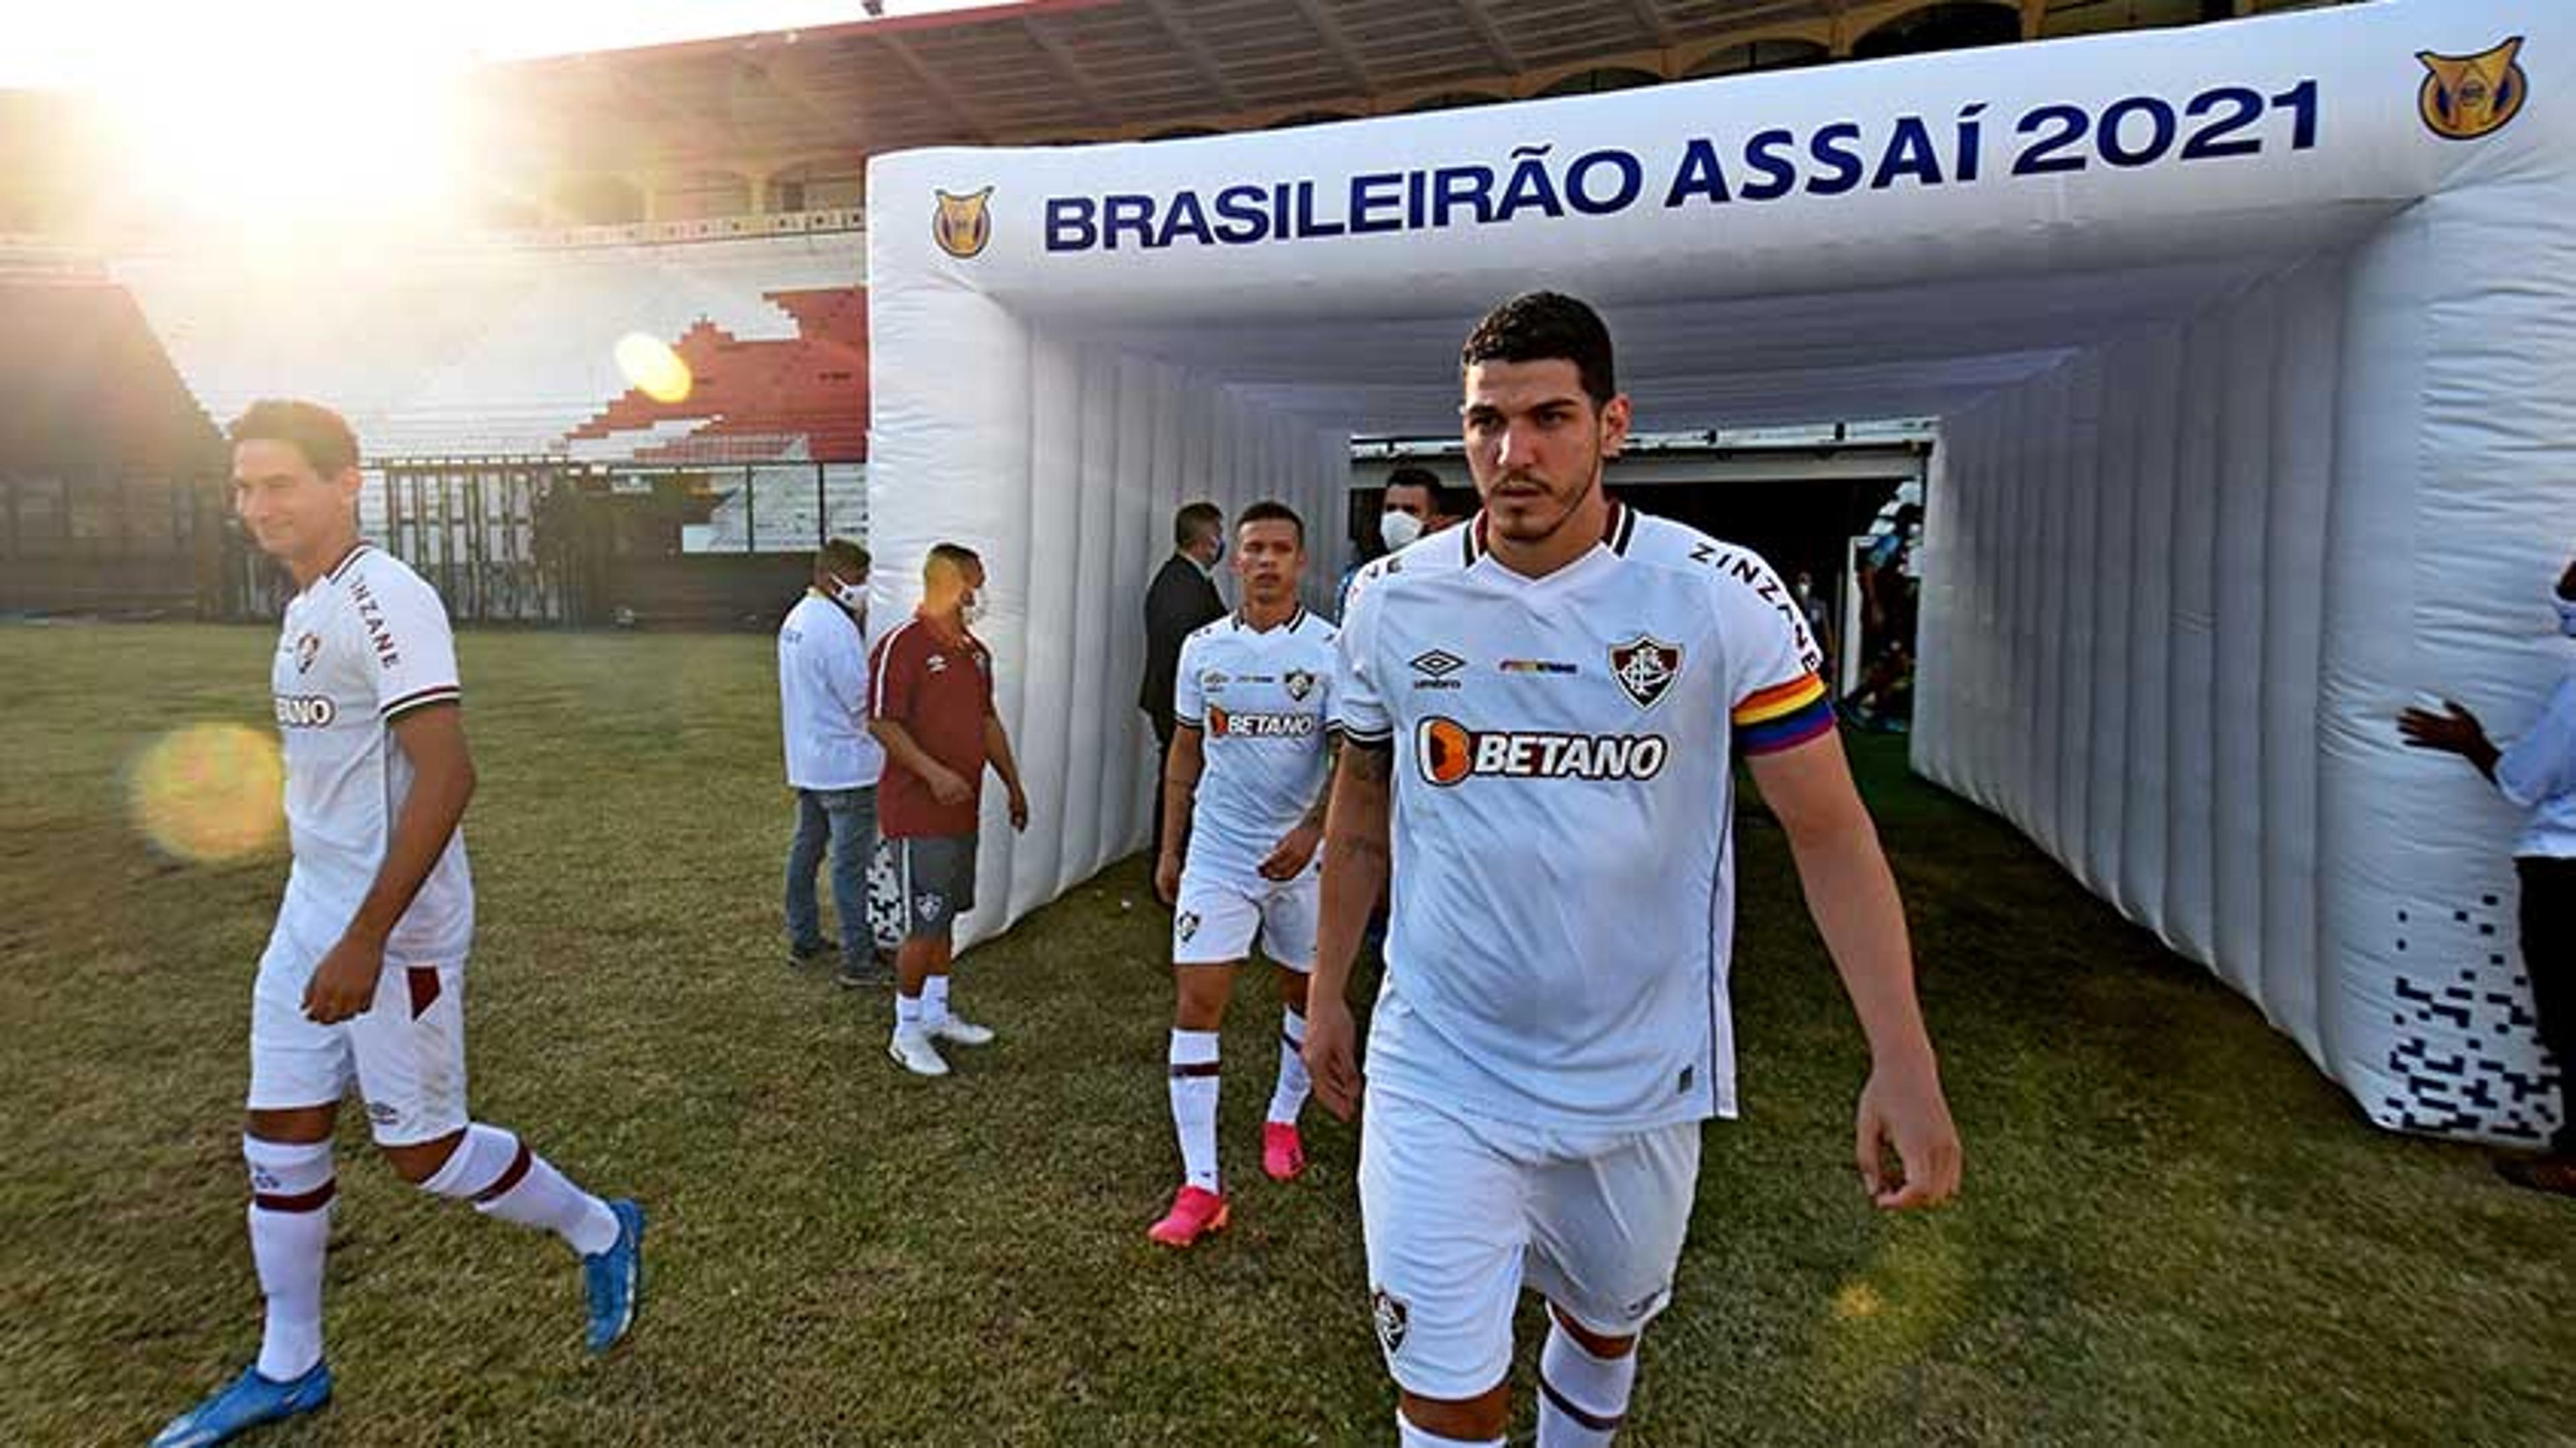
[1732,672,1835,755]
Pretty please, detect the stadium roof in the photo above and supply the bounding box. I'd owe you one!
[488,0,2008,166]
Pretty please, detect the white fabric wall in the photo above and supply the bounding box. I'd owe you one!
[1919,176,2576,1143]
[869,284,1345,948]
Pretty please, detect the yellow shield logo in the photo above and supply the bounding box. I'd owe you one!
[2418,38,2527,141]
[934,187,993,258]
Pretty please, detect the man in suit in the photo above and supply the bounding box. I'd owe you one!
[1143,501,1228,867]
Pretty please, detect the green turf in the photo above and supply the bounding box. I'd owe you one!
[1,622,2568,1446]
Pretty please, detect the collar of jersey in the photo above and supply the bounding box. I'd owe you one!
[304,541,372,595]
[1231,604,1307,635]
[1460,501,1635,576]
[912,606,977,649]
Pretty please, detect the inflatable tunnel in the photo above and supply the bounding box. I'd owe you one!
[867,0,2571,1144]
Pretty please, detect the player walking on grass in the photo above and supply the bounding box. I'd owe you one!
[1147,501,1338,1247]
[154,401,642,1448]
[1308,295,1962,1447]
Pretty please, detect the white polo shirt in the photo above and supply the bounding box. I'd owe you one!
[779,590,883,792]
[1333,503,1835,1131]
[268,544,474,970]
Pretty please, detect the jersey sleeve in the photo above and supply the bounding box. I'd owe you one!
[1331,565,1392,747]
[362,566,463,721]
[2497,676,2576,811]
[869,627,916,725]
[1712,552,1834,757]
[1172,632,1206,730]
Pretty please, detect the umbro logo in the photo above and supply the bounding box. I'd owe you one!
[1409,650,1466,690]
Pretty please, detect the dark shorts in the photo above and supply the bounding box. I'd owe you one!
[894,833,978,941]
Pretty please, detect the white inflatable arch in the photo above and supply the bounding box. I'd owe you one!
[868,0,2571,1143]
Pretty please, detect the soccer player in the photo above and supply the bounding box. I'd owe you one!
[1309,295,1962,1448]
[869,542,1030,1077]
[155,401,642,1448]
[1147,501,1338,1247]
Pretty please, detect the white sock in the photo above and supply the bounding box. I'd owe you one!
[1169,1029,1222,1193]
[1538,1319,1638,1447]
[924,974,951,1025]
[1268,1008,1311,1125]
[478,1149,623,1256]
[420,1123,621,1256]
[243,1136,334,1381]
[1397,1412,1502,1447]
[896,992,924,1031]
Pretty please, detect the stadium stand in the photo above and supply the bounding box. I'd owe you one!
[0,264,230,617]
[112,229,864,463]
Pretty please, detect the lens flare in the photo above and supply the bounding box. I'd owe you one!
[615,332,693,404]
[129,724,285,864]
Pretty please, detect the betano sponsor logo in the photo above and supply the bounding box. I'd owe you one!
[1415,716,1667,787]
[1209,706,1318,739]
[274,694,337,729]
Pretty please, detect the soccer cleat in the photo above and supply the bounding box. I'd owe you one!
[1261,1121,1307,1182]
[583,1198,647,1355]
[1146,1185,1230,1247]
[150,1361,333,1447]
[787,941,831,970]
[926,1015,995,1047]
[888,1027,951,1077]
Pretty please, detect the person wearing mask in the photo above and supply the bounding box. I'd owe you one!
[871,544,1031,1078]
[780,537,892,988]
[1341,468,1442,620]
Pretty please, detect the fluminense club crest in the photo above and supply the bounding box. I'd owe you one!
[1608,635,1682,711]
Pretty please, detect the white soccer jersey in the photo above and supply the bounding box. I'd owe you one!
[1172,606,1338,886]
[1332,503,1833,1130]
[267,544,473,970]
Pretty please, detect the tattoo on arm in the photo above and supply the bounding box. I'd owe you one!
[1299,737,1341,830]
[1344,741,1392,784]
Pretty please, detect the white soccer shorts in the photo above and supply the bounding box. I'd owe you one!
[1171,866,1319,970]
[247,935,470,1147]
[1357,1085,1701,1400]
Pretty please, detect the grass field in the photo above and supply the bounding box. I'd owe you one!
[2,621,2569,1447]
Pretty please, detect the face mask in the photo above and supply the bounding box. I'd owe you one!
[1210,538,1226,567]
[960,594,984,627]
[1379,511,1424,552]
[2555,594,2576,638]
[830,576,868,614]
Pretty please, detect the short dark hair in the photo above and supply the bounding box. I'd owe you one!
[926,541,981,576]
[1236,499,1304,546]
[817,537,869,578]
[1383,466,1440,504]
[1174,501,1223,550]
[1460,291,1617,409]
[229,399,360,476]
